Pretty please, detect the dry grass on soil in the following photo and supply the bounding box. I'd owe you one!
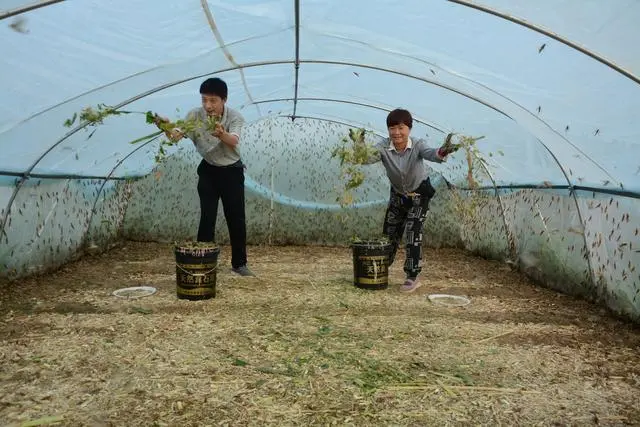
[0,242,639,426]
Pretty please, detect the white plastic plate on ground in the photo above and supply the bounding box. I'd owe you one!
[427,294,471,307]
[112,286,157,299]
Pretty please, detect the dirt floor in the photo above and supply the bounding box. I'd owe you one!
[0,242,639,426]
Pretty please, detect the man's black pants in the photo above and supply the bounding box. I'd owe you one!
[196,159,247,269]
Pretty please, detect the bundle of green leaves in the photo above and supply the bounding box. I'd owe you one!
[442,133,509,223]
[64,104,220,163]
[330,127,379,206]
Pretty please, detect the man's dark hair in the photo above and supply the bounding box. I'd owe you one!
[386,108,413,129]
[200,77,228,99]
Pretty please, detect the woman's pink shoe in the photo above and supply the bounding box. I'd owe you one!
[400,278,421,293]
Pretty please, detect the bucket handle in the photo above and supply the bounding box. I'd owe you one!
[176,264,217,277]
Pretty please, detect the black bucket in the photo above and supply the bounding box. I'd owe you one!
[174,243,220,300]
[351,240,392,290]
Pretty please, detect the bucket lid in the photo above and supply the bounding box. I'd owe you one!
[427,294,471,307]
[113,286,157,299]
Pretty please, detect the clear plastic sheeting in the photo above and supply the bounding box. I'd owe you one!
[1,0,639,322]
[298,24,639,191]
[1,177,101,277]
[424,185,512,261]
[28,64,295,177]
[84,179,132,249]
[576,190,640,317]
[0,57,296,174]
[0,0,293,131]
[124,118,390,244]
[469,0,640,76]
[501,188,593,297]
[0,175,132,278]
[2,1,639,190]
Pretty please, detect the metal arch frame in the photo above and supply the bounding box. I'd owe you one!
[253,97,445,133]
[448,0,640,86]
[2,59,615,185]
[304,60,617,184]
[292,0,301,118]
[2,53,616,185]
[0,0,65,20]
[0,59,595,287]
[79,135,163,250]
[0,59,585,270]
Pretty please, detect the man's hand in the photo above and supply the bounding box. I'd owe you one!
[168,128,184,142]
[153,115,184,142]
[212,122,225,138]
[211,119,240,147]
[154,115,170,126]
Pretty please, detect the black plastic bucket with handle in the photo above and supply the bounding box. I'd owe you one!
[351,240,392,290]
[174,243,220,300]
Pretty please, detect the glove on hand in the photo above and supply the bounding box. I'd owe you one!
[438,133,463,157]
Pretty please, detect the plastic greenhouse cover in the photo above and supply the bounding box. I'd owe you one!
[468,0,640,75]
[0,0,293,131]
[22,65,296,177]
[1,0,639,193]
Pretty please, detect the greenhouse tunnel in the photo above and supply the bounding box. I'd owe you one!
[0,0,639,323]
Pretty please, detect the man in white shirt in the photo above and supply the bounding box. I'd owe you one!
[159,77,255,277]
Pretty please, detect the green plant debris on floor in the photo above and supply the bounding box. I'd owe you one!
[0,242,639,426]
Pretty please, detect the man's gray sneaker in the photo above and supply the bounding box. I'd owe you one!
[231,265,255,277]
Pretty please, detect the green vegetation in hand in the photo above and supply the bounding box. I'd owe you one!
[331,127,378,207]
[63,103,128,128]
[457,134,485,190]
[64,104,221,164]
[444,133,505,222]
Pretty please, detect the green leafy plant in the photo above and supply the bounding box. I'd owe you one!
[330,127,379,207]
[446,134,486,189]
[64,103,132,128]
[444,134,507,225]
[64,104,220,163]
